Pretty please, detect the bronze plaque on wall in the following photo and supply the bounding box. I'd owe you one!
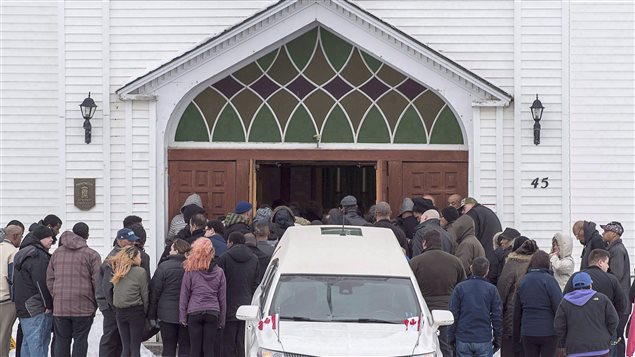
[74,178,96,210]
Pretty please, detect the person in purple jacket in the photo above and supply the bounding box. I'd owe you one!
[179,238,226,357]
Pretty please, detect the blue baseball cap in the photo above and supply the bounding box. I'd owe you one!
[116,228,139,241]
[572,272,593,289]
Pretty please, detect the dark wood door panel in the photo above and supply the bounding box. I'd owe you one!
[402,162,468,208]
[169,161,236,220]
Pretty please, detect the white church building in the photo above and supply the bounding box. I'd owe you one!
[1,0,633,267]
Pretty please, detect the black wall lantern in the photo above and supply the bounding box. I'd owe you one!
[530,94,544,145]
[79,92,97,144]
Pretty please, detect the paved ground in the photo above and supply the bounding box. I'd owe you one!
[9,311,157,357]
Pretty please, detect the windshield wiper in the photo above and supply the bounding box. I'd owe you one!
[333,318,401,324]
[279,316,325,322]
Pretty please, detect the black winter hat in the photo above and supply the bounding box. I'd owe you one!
[72,222,89,239]
[512,235,529,252]
[441,206,460,223]
[412,197,435,214]
[32,225,54,240]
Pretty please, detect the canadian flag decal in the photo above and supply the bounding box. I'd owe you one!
[258,314,278,330]
[402,316,421,332]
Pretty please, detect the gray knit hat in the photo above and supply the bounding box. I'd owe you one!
[398,197,414,215]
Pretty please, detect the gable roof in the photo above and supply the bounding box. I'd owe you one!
[117,0,512,105]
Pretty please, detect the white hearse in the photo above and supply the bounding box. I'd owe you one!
[236,225,454,357]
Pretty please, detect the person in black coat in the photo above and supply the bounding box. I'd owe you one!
[373,202,408,253]
[555,272,618,357]
[396,198,418,250]
[490,228,520,286]
[512,251,563,356]
[563,249,626,318]
[13,225,55,357]
[572,220,607,270]
[217,232,260,357]
[160,214,207,264]
[460,197,502,283]
[149,239,191,357]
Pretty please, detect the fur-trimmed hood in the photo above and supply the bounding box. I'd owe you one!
[553,232,573,258]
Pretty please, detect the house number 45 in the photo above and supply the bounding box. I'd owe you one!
[531,177,549,189]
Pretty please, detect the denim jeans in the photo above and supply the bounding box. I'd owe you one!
[455,340,493,357]
[19,312,53,357]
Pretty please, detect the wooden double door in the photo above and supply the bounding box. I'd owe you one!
[168,149,468,220]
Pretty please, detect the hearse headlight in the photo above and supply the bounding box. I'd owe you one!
[257,348,285,357]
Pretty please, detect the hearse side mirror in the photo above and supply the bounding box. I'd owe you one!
[430,310,454,332]
[236,305,260,321]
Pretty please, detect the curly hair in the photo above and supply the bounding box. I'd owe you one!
[110,246,140,285]
[184,238,214,272]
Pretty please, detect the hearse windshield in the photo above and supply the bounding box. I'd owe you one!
[269,275,421,323]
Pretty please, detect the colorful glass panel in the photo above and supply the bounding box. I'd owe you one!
[175,26,463,145]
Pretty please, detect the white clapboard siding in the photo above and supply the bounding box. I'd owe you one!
[353,0,515,91]
[569,2,635,267]
[63,1,108,253]
[478,107,499,212]
[516,1,564,252]
[0,2,61,227]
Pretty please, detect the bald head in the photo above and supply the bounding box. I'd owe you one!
[4,225,23,247]
[448,194,463,209]
[420,209,440,222]
[572,220,585,243]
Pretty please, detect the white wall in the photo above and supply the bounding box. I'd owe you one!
[569,2,635,268]
[0,2,62,228]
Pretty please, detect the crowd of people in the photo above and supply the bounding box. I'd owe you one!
[0,192,633,357]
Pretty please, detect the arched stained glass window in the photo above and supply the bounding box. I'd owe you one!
[174,26,464,145]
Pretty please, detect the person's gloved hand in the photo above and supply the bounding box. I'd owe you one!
[493,336,502,353]
[556,347,567,357]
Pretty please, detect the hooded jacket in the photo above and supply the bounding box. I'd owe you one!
[373,219,408,252]
[580,221,606,270]
[563,266,626,316]
[167,193,203,242]
[216,244,260,322]
[46,231,101,317]
[497,241,536,337]
[512,268,562,339]
[409,247,466,311]
[270,206,295,241]
[342,208,371,227]
[179,261,226,327]
[13,233,52,318]
[554,289,618,355]
[466,203,501,263]
[453,215,485,276]
[412,218,454,256]
[396,214,419,240]
[550,233,574,291]
[149,254,186,324]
